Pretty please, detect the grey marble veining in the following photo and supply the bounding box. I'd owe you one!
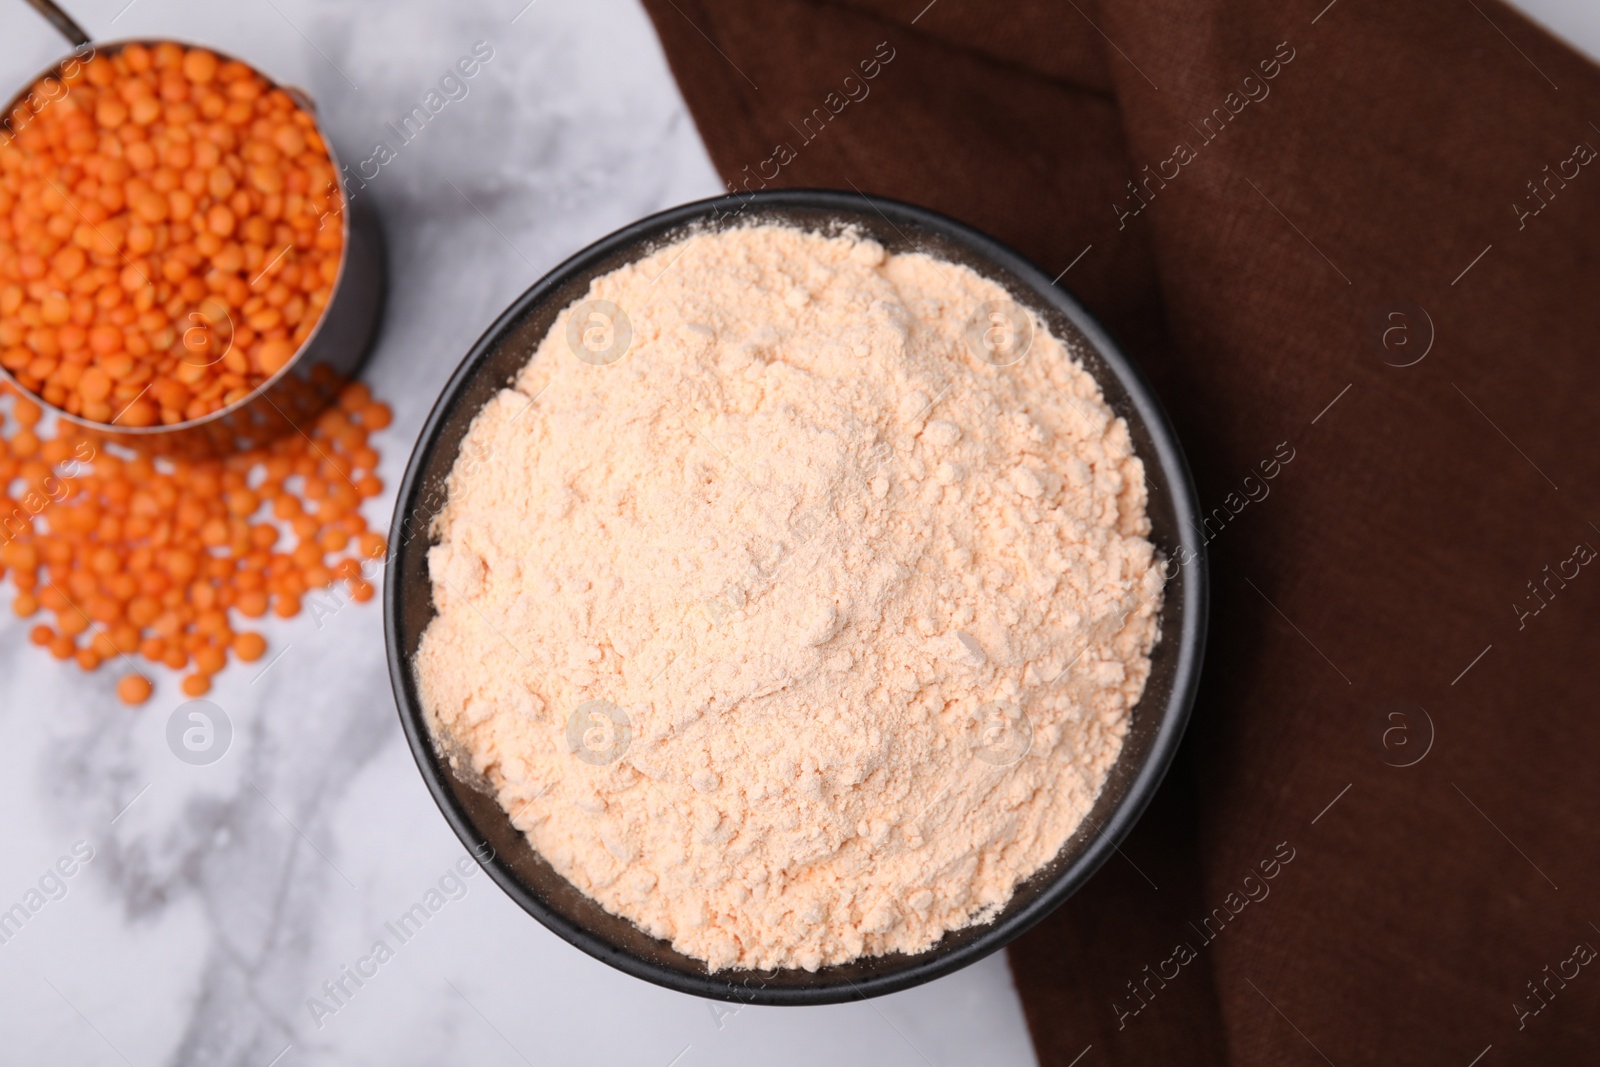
[0,2,1039,1064]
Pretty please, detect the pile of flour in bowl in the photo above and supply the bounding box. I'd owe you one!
[414,223,1163,972]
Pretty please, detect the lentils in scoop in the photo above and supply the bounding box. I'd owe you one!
[0,41,344,426]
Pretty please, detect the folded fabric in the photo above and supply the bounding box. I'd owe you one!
[639,1,1600,1061]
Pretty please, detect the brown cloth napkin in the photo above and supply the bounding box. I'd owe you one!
[637,0,1600,1062]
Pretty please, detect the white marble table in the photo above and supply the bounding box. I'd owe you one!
[0,1,1040,1064]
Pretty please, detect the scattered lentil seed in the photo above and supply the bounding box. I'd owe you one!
[0,378,389,704]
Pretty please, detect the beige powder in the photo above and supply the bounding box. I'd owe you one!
[415,223,1162,972]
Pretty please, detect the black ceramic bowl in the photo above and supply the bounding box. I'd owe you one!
[385,189,1207,1005]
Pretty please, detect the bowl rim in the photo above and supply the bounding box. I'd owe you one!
[0,36,357,437]
[384,188,1208,1005]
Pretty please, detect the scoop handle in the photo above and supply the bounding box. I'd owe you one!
[24,0,92,48]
